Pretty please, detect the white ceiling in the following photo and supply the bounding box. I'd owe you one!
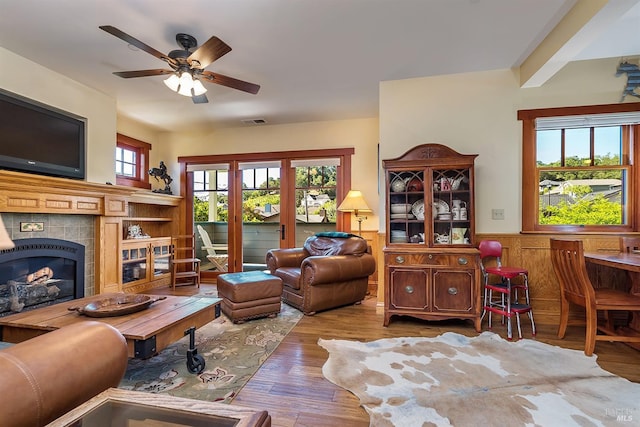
[1,0,639,132]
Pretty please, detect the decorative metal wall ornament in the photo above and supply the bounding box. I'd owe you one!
[616,60,640,102]
[149,161,173,194]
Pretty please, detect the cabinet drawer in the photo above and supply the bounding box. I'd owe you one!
[386,253,473,267]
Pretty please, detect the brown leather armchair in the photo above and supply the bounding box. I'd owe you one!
[266,234,376,315]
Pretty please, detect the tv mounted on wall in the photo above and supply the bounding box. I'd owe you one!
[0,89,86,180]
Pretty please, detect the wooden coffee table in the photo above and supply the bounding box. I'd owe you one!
[0,294,221,362]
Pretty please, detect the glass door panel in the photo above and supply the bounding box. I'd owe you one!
[193,169,230,273]
[241,166,281,271]
[293,163,337,246]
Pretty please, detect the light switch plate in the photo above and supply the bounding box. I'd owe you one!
[491,209,505,220]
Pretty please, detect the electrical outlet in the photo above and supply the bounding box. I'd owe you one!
[491,209,505,220]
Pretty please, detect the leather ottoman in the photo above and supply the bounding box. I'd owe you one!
[217,271,283,323]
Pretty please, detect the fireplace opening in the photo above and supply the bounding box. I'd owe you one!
[0,238,85,317]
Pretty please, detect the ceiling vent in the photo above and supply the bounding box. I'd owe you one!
[241,118,267,125]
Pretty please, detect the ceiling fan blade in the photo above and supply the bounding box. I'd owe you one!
[192,94,209,104]
[201,71,260,94]
[113,69,174,78]
[99,25,177,66]
[188,36,232,69]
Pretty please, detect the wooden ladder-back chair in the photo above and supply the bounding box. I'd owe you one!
[171,234,201,290]
[549,238,640,356]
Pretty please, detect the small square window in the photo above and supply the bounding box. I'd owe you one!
[116,134,151,190]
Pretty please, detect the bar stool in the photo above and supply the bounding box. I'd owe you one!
[479,240,536,340]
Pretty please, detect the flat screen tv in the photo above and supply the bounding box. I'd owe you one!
[0,89,86,180]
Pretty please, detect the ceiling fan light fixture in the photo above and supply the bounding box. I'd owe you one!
[101,26,259,98]
[177,72,195,97]
[163,73,180,92]
[192,79,207,96]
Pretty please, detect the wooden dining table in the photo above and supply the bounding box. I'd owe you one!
[584,251,640,346]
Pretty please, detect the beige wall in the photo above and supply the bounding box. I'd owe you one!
[154,118,380,232]
[0,47,117,185]
[379,57,639,234]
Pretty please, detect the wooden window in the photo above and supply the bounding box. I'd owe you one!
[115,133,151,189]
[518,103,640,233]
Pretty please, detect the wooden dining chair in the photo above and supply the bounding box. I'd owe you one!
[549,238,640,356]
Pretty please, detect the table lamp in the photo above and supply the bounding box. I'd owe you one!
[337,190,372,236]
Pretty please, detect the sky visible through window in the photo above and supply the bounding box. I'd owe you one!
[537,126,621,165]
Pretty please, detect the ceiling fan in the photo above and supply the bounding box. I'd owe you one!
[99,25,260,104]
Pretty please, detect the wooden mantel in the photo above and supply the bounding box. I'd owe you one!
[0,170,182,215]
[0,170,184,295]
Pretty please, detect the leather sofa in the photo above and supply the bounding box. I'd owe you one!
[266,233,376,315]
[0,321,128,426]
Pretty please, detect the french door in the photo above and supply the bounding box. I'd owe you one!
[180,148,353,281]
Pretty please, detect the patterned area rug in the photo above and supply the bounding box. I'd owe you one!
[119,299,302,403]
[319,332,640,426]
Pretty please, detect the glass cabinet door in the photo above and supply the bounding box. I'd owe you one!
[152,241,171,277]
[388,170,425,244]
[122,245,148,284]
[432,168,471,246]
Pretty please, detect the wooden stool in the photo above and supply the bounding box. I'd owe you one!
[217,271,283,323]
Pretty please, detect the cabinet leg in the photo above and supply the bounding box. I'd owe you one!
[473,316,482,333]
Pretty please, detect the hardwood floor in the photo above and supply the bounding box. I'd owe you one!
[156,284,640,427]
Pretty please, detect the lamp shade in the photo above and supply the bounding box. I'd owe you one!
[192,79,207,96]
[177,72,195,97]
[337,190,372,215]
[163,74,180,92]
[0,215,14,249]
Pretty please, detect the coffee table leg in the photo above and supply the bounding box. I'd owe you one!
[184,327,205,374]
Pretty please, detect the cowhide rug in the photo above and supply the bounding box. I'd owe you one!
[319,332,639,426]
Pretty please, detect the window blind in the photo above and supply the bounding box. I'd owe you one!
[536,112,640,130]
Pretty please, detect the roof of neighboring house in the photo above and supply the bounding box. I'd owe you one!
[559,179,622,187]
[253,204,281,219]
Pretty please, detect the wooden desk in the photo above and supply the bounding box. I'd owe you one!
[0,294,221,359]
[585,252,640,345]
[584,252,640,274]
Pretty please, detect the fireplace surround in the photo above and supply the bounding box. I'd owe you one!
[0,169,181,296]
[0,237,85,316]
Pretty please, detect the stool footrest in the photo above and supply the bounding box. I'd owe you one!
[217,271,284,323]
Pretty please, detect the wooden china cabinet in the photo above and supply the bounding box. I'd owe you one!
[382,144,482,331]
